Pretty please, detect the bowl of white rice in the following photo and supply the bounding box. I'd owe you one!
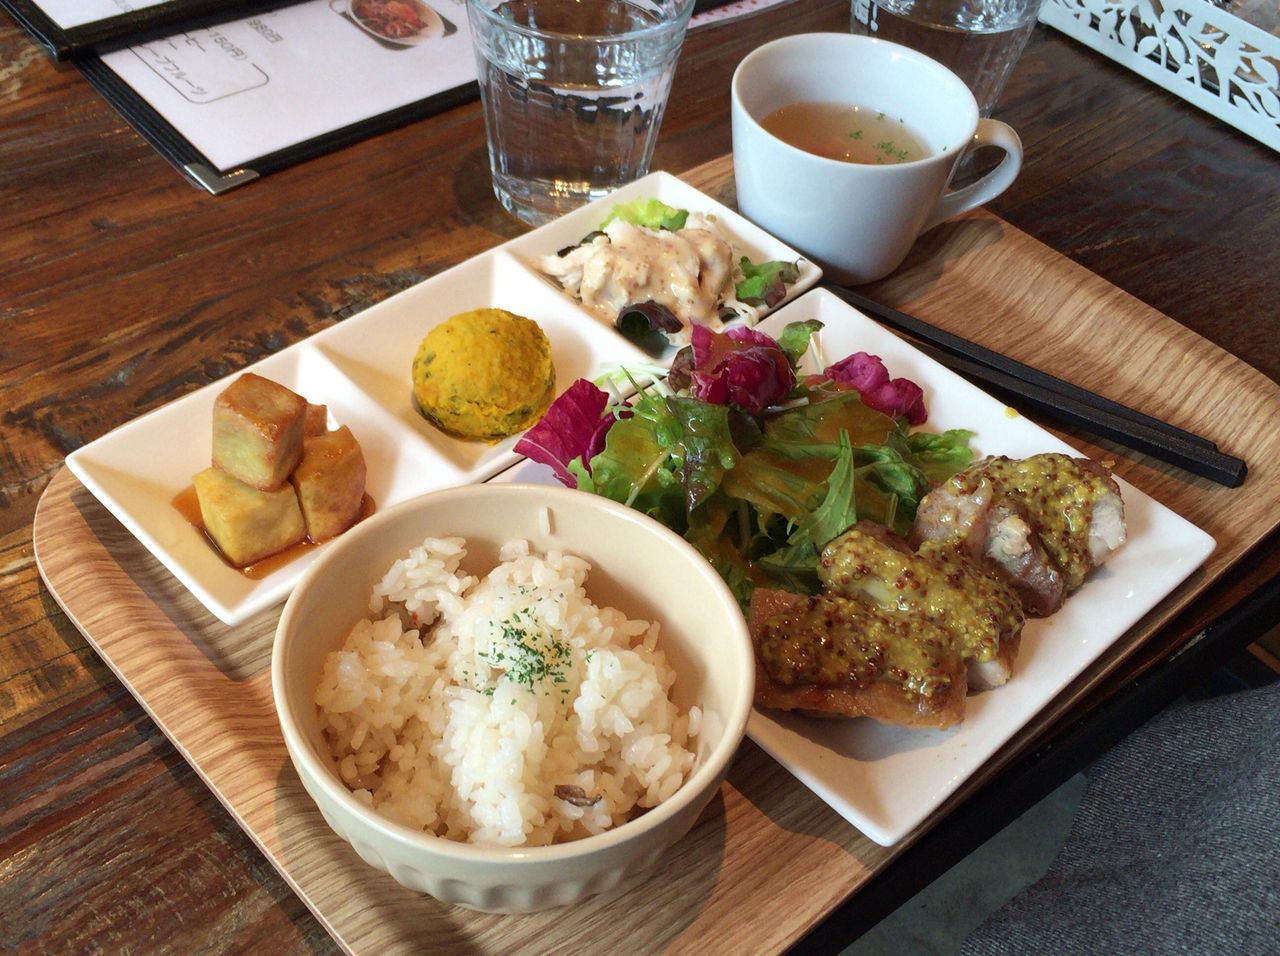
[272,483,754,913]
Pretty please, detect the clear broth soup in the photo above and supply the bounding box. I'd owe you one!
[760,101,931,165]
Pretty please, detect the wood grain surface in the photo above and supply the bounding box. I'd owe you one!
[4,0,1280,952]
[31,154,1280,953]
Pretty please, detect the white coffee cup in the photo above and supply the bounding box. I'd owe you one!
[731,33,1023,284]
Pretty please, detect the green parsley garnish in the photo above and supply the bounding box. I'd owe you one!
[873,140,911,162]
[478,608,572,691]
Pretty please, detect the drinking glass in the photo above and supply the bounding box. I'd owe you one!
[851,0,1046,116]
[466,0,695,226]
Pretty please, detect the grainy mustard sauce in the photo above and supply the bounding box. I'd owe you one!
[817,529,1022,666]
[756,525,1023,698]
[947,454,1111,590]
[756,593,957,699]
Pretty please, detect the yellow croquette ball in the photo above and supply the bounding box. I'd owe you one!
[411,308,555,442]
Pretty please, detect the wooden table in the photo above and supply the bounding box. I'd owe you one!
[3,2,1278,953]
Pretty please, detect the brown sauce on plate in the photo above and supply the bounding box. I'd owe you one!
[171,485,375,578]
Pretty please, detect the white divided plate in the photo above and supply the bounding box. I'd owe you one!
[498,286,1215,847]
[65,172,821,625]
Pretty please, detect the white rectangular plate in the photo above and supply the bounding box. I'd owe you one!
[65,172,821,625]
[500,286,1215,846]
[746,289,1216,845]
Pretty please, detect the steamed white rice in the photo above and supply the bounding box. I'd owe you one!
[314,537,700,847]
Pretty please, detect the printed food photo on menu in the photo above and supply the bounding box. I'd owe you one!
[333,0,455,44]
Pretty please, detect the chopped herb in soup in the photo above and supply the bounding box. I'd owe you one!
[760,101,930,165]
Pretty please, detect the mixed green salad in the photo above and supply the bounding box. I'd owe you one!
[516,319,976,608]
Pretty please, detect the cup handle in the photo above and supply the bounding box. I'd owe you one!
[923,119,1023,232]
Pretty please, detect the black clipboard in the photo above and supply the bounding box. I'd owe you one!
[72,0,475,194]
[77,50,477,194]
[11,0,745,194]
[1,0,294,58]
[5,0,742,60]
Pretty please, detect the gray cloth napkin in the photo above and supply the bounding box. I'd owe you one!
[961,683,1280,955]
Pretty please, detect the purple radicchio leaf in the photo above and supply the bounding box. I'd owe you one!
[688,324,795,415]
[823,352,928,425]
[513,379,615,487]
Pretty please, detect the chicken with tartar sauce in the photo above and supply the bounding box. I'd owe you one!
[538,213,763,346]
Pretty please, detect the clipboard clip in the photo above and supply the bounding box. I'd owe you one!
[183,163,260,195]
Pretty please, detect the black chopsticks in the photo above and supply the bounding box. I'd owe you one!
[822,284,1248,488]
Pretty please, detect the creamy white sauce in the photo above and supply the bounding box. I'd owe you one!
[538,214,759,345]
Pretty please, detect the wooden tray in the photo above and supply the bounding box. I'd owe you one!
[34,158,1280,955]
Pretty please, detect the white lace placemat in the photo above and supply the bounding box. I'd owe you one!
[1040,0,1279,151]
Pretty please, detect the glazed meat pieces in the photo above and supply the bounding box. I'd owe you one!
[748,523,1025,729]
[748,454,1126,730]
[911,453,1127,616]
[818,523,1024,691]
[749,588,969,729]
[192,375,368,567]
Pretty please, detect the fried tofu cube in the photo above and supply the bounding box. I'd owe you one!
[303,403,330,438]
[212,373,307,490]
[193,467,306,567]
[291,426,367,542]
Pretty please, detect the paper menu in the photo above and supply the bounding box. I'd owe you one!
[1,0,280,57]
[57,0,792,191]
[97,0,473,171]
[36,0,170,29]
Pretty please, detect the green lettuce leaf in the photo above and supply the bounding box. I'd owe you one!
[683,497,756,609]
[666,396,739,512]
[775,319,824,370]
[586,387,737,523]
[788,430,858,550]
[760,390,898,457]
[567,458,595,493]
[719,449,826,524]
[751,431,857,595]
[735,258,801,306]
[752,547,822,596]
[600,198,688,232]
[588,399,684,527]
[906,428,977,484]
[846,425,975,532]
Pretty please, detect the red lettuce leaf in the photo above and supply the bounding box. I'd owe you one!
[823,352,927,425]
[514,379,615,487]
[616,301,683,353]
[688,324,795,415]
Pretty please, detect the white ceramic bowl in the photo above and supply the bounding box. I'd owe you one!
[272,483,754,913]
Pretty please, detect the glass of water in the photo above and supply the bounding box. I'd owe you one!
[851,0,1046,116]
[467,0,695,226]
